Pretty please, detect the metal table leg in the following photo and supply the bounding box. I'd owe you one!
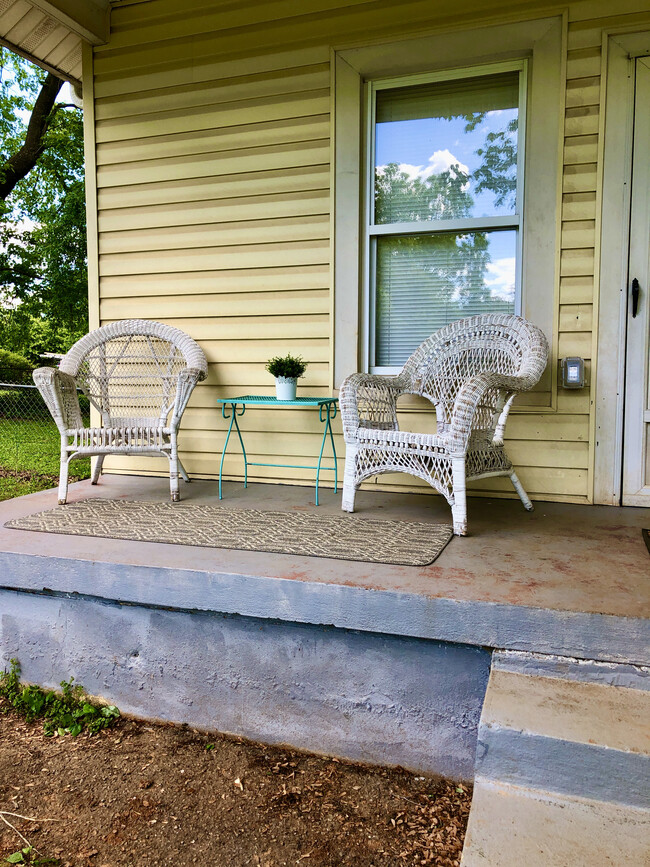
[219,402,247,499]
[315,401,338,506]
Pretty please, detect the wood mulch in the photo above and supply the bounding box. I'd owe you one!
[0,708,472,866]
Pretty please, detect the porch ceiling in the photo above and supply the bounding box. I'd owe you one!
[0,0,110,84]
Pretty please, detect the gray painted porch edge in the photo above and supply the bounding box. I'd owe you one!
[1,548,647,666]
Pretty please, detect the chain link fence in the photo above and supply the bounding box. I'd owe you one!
[0,365,90,500]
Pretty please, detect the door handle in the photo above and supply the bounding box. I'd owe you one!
[631,277,640,318]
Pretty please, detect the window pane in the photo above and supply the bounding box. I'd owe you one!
[374,230,516,367]
[374,72,519,224]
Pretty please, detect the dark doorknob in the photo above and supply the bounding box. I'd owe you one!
[631,277,640,318]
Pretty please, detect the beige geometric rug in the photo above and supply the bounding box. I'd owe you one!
[6,499,453,566]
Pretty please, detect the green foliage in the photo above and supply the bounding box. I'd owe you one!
[375,161,473,224]
[374,163,495,316]
[0,48,88,356]
[4,847,58,864]
[0,659,120,737]
[0,347,32,371]
[0,49,83,216]
[265,354,308,379]
[1,181,88,340]
[371,105,519,351]
[0,307,83,364]
[468,115,518,211]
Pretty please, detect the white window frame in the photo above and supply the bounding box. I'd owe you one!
[365,60,528,374]
[332,15,564,406]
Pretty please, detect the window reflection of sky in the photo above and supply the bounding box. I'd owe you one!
[375,110,518,305]
[375,109,518,219]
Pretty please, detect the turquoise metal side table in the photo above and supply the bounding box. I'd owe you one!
[215,395,339,505]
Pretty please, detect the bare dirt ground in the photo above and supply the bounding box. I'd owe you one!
[0,709,471,867]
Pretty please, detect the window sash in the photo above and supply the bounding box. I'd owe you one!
[365,60,527,373]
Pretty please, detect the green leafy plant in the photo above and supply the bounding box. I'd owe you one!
[4,846,58,864]
[265,354,307,379]
[0,659,120,737]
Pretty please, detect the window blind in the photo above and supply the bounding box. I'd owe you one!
[375,71,520,124]
[375,231,516,367]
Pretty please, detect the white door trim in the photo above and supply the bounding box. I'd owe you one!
[623,55,650,505]
[594,31,650,505]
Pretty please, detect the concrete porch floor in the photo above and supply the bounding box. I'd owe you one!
[1,475,648,666]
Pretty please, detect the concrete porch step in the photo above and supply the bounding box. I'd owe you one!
[461,651,650,866]
[463,779,650,866]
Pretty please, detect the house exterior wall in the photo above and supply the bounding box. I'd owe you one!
[85,0,650,504]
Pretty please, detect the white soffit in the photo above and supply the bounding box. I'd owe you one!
[0,0,110,85]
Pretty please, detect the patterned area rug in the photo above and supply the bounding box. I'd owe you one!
[6,499,453,566]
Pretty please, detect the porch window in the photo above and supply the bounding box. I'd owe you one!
[367,64,526,372]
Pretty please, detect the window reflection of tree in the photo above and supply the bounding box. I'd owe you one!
[374,112,517,363]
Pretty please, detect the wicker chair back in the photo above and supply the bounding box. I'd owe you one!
[400,314,546,430]
[59,320,207,428]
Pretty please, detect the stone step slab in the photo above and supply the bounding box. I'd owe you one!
[461,651,650,865]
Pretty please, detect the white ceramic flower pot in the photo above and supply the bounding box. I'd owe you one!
[275,376,297,400]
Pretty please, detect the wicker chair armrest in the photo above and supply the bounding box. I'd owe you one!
[170,367,203,427]
[339,373,406,441]
[33,367,83,432]
[447,372,526,455]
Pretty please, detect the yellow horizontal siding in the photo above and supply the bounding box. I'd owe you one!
[562,163,598,193]
[92,0,649,502]
[101,290,329,319]
[565,76,600,108]
[559,276,594,305]
[97,165,330,210]
[99,215,329,255]
[562,191,596,221]
[95,91,330,145]
[94,65,330,122]
[100,265,331,298]
[97,141,330,189]
[94,0,562,75]
[98,239,330,277]
[98,191,330,233]
[560,248,595,277]
[96,116,330,168]
[558,24,600,502]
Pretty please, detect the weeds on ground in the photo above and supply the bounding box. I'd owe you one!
[0,659,119,737]
[3,845,58,864]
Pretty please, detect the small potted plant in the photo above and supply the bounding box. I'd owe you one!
[265,353,307,400]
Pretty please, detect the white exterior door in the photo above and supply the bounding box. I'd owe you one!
[623,56,650,506]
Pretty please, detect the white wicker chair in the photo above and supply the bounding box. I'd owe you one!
[340,314,549,535]
[34,319,208,504]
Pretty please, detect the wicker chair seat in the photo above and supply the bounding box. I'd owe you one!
[65,425,173,452]
[357,427,448,453]
[340,313,548,535]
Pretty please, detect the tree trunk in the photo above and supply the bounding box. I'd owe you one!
[0,72,64,200]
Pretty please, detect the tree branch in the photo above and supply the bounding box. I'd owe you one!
[0,72,64,200]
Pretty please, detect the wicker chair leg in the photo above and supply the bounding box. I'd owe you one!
[169,436,180,502]
[91,455,105,485]
[178,458,190,483]
[510,470,533,511]
[341,446,358,513]
[58,450,69,505]
[450,457,468,536]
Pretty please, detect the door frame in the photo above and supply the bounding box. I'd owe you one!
[595,31,650,505]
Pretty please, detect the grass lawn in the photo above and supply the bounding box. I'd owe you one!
[0,417,90,501]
